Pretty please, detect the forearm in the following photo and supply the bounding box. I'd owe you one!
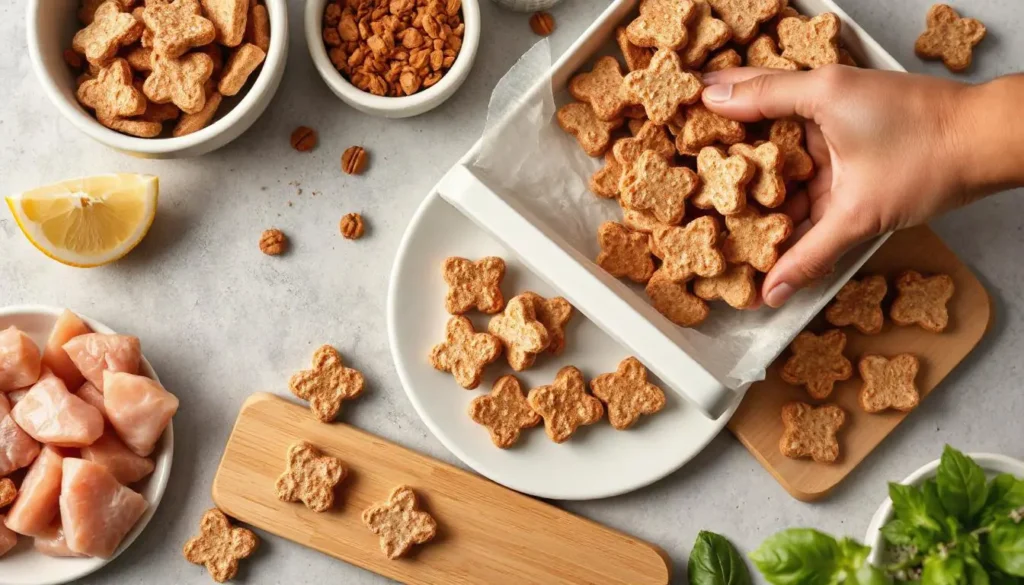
[950,74,1024,196]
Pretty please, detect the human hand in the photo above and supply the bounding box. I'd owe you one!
[700,66,975,307]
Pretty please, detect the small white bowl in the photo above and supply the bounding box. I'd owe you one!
[305,0,481,118]
[26,0,288,159]
[863,453,1024,566]
[0,304,173,585]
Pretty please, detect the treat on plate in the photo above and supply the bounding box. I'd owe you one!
[321,0,465,97]
[276,441,347,512]
[597,221,657,284]
[694,263,758,309]
[527,366,604,443]
[183,508,259,583]
[824,275,888,335]
[914,4,986,73]
[890,270,955,333]
[468,375,541,449]
[288,344,365,422]
[646,270,711,327]
[779,329,852,400]
[779,401,846,464]
[430,316,502,389]
[362,485,437,559]
[858,354,921,413]
[519,292,574,355]
[442,256,506,315]
[68,0,272,137]
[590,357,667,430]
[488,295,551,372]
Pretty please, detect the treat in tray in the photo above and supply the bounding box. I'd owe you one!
[779,401,846,464]
[0,310,178,559]
[69,0,271,138]
[321,0,465,97]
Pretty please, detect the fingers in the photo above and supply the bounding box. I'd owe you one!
[701,67,832,123]
[761,212,868,308]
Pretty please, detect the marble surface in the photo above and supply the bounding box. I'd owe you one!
[1,0,1023,583]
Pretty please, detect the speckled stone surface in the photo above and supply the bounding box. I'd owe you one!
[0,0,1022,583]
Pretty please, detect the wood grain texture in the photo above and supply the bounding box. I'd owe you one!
[212,393,671,585]
[728,225,991,501]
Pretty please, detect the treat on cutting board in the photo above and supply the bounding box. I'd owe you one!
[275,441,346,513]
[779,401,846,464]
[914,4,986,73]
[779,329,852,400]
[467,375,541,449]
[183,508,259,583]
[890,270,955,332]
[527,366,605,443]
[430,316,502,389]
[361,485,437,560]
[589,357,667,430]
[858,354,921,413]
[288,345,365,423]
[825,275,887,335]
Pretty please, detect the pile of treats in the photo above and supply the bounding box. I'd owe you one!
[557,0,858,328]
[69,0,271,138]
[778,271,955,464]
[0,310,179,559]
[429,256,668,447]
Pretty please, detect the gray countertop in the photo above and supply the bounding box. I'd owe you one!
[1,0,1022,583]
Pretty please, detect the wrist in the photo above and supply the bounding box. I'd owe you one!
[948,76,1024,196]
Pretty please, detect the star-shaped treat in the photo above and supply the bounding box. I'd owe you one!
[527,366,604,443]
[779,330,852,400]
[288,345,365,422]
[488,294,550,372]
[596,221,656,284]
[556,102,624,157]
[612,121,676,168]
[625,0,696,50]
[778,12,841,69]
[678,104,746,155]
[650,216,726,282]
[442,256,506,315]
[76,58,147,120]
[468,375,542,448]
[890,271,954,333]
[825,275,888,335]
[362,485,437,560]
[142,0,217,58]
[858,354,921,413]
[707,0,782,44]
[728,142,786,208]
[590,152,624,199]
[519,291,573,355]
[568,56,629,121]
[779,401,846,464]
[769,119,815,181]
[914,4,986,72]
[623,49,703,125]
[144,52,214,114]
[590,356,667,430]
[693,263,758,309]
[275,441,346,512]
[616,26,653,71]
[723,208,793,273]
[681,0,731,67]
[182,509,259,583]
[429,316,502,389]
[746,35,798,70]
[646,270,710,327]
[692,146,753,216]
[72,1,144,66]
[619,151,698,225]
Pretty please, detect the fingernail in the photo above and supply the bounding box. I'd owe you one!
[703,83,733,102]
[702,71,723,84]
[765,283,796,308]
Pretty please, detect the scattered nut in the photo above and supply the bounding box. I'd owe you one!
[290,126,317,152]
[339,213,365,240]
[259,228,287,256]
[341,146,368,175]
[530,11,555,36]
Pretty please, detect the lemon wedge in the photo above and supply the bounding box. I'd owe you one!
[5,174,158,268]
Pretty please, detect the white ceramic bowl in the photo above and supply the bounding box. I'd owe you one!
[0,305,173,585]
[863,453,1024,566]
[26,0,288,159]
[305,0,480,118]
[490,0,564,11]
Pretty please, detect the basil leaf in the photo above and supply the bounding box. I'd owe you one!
[845,564,895,585]
[985,521,1024,577]
[925,480,955,533]
[839,537,872,568]
[981,475,1024,526]
[881,520,917,546]
[989,571,1024,585]
[891,482,944,534]
[937,446,989,523]
[688,530,752,585]
[964,556,991,585]
[922,555,965,585]
[750,528,841,585]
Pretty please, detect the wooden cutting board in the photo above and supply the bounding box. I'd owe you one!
[728,225,991,502]
[212,393,671,585]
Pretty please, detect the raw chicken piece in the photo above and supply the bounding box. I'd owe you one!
[7,388,28,404]
[42,310,92,390]
[62,334,141,392]
[5,446,63,536]
[34,523,85,557]
[75,381,107,419]
[60,458,148,558]
[103,371,178,457]
[0,326,41,392]
[82,430,154,485]
[0,515,17,557]
[11,374,104,447]
[0,393,41,476]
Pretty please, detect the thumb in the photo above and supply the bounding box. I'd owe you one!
[761,212,869,308]
[702,67,834,123]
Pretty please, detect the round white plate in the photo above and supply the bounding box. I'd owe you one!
[0,304,173,585]
[387,193,743,500]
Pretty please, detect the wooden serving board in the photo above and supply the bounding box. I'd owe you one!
[728,225,991,502]
[212,393,671,585]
